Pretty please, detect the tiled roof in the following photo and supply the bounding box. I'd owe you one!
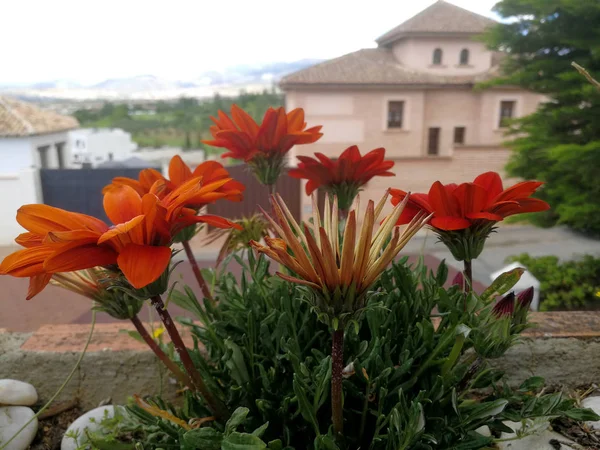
[279,48,499,87]
[0,96,79,137]
[376,1,496,45]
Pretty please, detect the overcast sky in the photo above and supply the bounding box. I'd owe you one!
[2,0,500,85]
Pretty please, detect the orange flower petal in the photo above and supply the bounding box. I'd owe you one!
[103,185,143,225]
[15,232,43,248]
[97,215,146,247]
[117,244,172,289]
[0,246,53,276]
[44,245,117,273]
[27,273,53,300]
[231,104,260,136]
[494,181,544,203]
[168,155,193,186]
[193,215,242,230]
[44,229,101,244]
[17,204,99,235]
[453,183,487,216]
[430,216,471,231]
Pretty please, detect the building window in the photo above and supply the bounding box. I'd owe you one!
[432,48,443,65]
[55,142,66,169]
[454,127,466,144]
[428,127,440,155]
[459,49,469,65]
[37,145,50,169]
[499,100,516,127]
[387,101,404,129]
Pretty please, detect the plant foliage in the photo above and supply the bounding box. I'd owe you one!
[95,252,597,449]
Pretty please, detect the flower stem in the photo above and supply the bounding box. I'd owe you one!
[268,183,277,196]
[182,239,214,305]
[331,327,345,436]
[463,260,473,292]
[463,259,473,311]
[150,295,228,420]
[130,315,194,390]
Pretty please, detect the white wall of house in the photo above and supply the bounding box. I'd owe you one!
[0,169,42,245]
[0,138,35,173]
[69,128,137,167]
[0,131,72,174]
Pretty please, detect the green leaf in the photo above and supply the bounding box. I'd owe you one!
[564,408,600,421]
[224,340,250,386]
[119,330,144,343]
[461,399,509,423]
[183,427,223,450]
[252,422,269,438]
[221,432,267,450]
[169,287,204,319]
[314,434,340,450]
[267,440,283,450]
[481,268,525,302]
[436,260,449,285]
[225,407,250,435]
[293,376,320,435]
[518,376,545,392]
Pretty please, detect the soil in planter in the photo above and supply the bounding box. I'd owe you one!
[29,405,82,450]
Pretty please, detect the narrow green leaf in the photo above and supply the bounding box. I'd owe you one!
[481,268,525,302]
[252,422,269,438]
[119,330,144,343]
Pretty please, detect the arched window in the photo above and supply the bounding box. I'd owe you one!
[432,48,443,65]
[460,48,470,65]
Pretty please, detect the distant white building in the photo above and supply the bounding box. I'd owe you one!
[69,128,137,167]
[136,147,205,173]
[0,96,79,173]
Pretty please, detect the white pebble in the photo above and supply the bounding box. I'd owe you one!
[61,405,117,450]
[582,396,600,430]
[475,425,491,437]
[0,380,38,406]
[498,420,574,450]
[0,406,38,450]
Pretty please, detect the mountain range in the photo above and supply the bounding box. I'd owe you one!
[0,59,323,100]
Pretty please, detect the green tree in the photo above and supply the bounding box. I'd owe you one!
[74,90,284,151]
[484,0,600,234]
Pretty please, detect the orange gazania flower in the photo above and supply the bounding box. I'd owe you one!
[389,172,549,261]
[289,146,395,211]
[104,155,245,208]
[0,205,117,299]
[98,181,240,289]
[250,192,430,324]
[390,172,549,231]
[202,105,323,185]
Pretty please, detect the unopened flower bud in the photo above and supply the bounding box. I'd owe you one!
[452,271,464,287]
[492,292,515,318]
[517,286,534,310]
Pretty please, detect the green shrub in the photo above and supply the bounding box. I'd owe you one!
[507,253,600,311]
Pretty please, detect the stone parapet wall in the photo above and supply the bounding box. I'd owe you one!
[1,312,598,410]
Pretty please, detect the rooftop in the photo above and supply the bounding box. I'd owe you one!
[376,0,497,46]
[279,48,499,88]
[0,96,79,138]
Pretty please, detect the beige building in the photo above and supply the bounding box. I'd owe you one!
[280,0,544,216]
